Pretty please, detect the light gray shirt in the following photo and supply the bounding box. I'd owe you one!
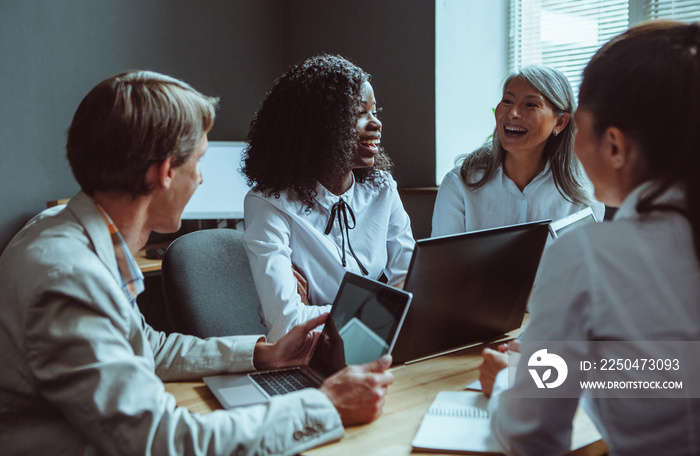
[432,164,604,236]
[0,191,343,455]
[243,171,415,342]
[488,183,700,455]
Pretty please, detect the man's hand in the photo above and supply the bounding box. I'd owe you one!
[320,355,394,426]
[478,340,520,398]
[253,314,327,371]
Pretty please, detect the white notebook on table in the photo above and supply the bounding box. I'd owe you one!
[412,391,603,454]
[412,391,500,454]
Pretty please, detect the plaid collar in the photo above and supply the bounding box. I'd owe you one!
[94,203,145,306]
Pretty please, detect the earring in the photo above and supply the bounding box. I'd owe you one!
[553,130,559,136]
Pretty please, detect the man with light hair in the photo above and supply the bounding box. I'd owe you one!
[0,71,393,455]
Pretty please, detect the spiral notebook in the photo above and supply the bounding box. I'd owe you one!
[412,391,500,454]
[412,391,603,454]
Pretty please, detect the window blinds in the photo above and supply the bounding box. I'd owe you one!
[644,0,700,22]
[509,0,700,95]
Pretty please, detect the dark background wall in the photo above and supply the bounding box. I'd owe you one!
[282,0,435,189]
[0,0,435,252]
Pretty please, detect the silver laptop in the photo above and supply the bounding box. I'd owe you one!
[204,272,412,408]
[391,220,550,364]
[548,207,597,239]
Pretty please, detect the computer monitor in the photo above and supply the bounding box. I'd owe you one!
[181,141,251,220]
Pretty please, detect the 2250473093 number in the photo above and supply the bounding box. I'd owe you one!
[598,358,680,371]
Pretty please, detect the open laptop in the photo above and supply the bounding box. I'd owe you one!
[204,272,412,408]
[549,207,597,239]
[391,220,550,364]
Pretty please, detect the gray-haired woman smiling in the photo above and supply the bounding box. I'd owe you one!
[432,65,603,236]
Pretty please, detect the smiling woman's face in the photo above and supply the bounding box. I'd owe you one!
[495,77,563,160]
[353,81,382,169]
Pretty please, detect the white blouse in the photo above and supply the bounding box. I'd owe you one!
[431,164,605,236]
[243,171,415,342]
[488,183,700,455]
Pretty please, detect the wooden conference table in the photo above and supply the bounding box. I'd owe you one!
[164,324,608,456]
[134,242,168,274]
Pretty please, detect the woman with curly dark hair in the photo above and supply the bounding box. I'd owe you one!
[241,54,415,342]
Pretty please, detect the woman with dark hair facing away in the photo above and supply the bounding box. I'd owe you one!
[479,21,700,455]
[242,55,414,342]
[431,65,604,237]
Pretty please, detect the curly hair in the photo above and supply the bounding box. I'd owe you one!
[242,54,393,210]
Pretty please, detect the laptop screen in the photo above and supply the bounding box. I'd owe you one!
[308,273,412,378]
[392,220,550,364]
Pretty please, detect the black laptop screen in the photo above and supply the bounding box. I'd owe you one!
[392,220,550,364]
[308,273,411,378]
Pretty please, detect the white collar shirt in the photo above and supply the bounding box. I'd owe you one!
[432,164,605,236]
[243,171,415,342]
[488,182,700,455]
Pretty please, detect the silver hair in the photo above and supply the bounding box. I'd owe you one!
[458,65,593,206]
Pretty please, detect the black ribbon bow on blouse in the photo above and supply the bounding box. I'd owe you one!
[324,199,369,275]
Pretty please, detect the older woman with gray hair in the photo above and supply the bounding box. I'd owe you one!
[431,65,603,236]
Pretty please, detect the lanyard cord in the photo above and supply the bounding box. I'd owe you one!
[324,199,369,275]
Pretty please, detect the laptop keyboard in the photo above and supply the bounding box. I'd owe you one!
[250,369,318,396]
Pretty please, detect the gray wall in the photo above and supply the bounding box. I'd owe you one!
[282,0,436,189]
[0,0,435,251]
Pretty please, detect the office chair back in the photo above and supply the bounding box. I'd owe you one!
[161,228,268,338]
[397,187,438,240]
